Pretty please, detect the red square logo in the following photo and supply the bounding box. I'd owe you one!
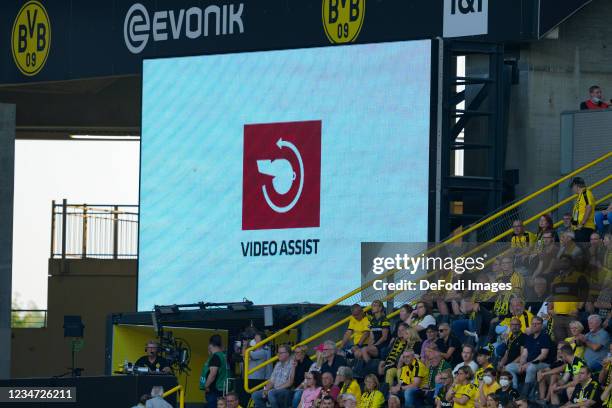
[242,121,321,230]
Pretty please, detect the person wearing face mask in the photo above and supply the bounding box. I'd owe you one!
[492,371,520,406]
[477,368,500,408]
[580,85,611,110]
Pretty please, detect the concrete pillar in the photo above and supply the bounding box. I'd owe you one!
[0,103,15,379]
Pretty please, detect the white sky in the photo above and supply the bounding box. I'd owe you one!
[12,140,140,309]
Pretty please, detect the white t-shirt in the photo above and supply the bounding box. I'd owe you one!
[415,314,436,330]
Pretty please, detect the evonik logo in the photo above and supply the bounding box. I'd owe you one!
[124,2,244,54]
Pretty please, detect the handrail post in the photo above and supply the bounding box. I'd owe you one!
[82,205,88,259]
[61,199,67,259]
[50,200,56,258]
[113,205,119,259]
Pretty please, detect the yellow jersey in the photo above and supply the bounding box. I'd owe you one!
[452,383,478,408]
[572,189,596,230]
[348,316,370,345]
[399,359,430,389]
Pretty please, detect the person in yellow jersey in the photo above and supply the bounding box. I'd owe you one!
[551,255,588,342]
[336,366,361,405]
[510,220,536,265]
[340,304,370,359]
[390,350,429,408]
[570,177,597,243]
[563,366,601,407]
[565,321,587,358]
[446,366,478,408]
[358,374,384,408]
[476,367,500,408]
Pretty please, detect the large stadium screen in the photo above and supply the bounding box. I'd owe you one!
[139,40,432,310]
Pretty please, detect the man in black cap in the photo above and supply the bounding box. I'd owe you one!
[570,177,596,243]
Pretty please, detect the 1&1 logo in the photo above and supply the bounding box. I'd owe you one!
[322,0,365,44]
[11,1,51,76]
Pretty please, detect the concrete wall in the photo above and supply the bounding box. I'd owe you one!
[11,259,136,378]
[506,0,612,204]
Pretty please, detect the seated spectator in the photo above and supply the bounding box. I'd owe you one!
[436,322,462,367]
[498,318,526,387]
[498,297,533,335]
[562,366,602,407]
[579,85,611,110]
[595,203,612,236]
[476,367,500,408]
[319,396,336,408]
[550,255,588,341]
[565,320,586,358]
[336,366,361,405]
[510,220,535,265]
[225,392,243,408]
[386,395,400,408]
[340,304,370,359]
[379,322,409,386]
[253,344,294,408]
[363,300,390,363]
[297,371,322,408]
[537,341,571,407]
[505,316,551,398]
[452,344,478,376]
[406,302,436,340]
[321,341,347,377]
[217,397,226,408]
[450,298,480,345]
[474,348,494,385]
[319,371,340,403]
[525,276,549,314]
[570,177,597,243]
[420,325,439,364]
[404,328,423,357]
[341,394,357,408]
[484,394,501,408]
[598,343,612,394]
[558,213,574,236]
[292,346,314,408]
[425,343,452,402]
[492,371,520,406]
[434,369,453,408]
[390,350,429,408]
[446,366,478,408]
[358,374,384,408]
[532,230,559,283]
[535,214,559,249]
[589,232,606,269]
[577,314,610,371]
[390,305,413,339]
[558,231,584,259]
[146,386,172,408]
[548,344,586,406]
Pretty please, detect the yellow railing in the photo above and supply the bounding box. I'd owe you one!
[163,384,185,408]
[243,151,612,393]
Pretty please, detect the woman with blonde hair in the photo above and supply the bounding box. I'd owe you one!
[358,374,384,408]
[564,320,585,358]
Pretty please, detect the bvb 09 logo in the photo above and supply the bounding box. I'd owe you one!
[11,1,51,76]
[322,0,365,44]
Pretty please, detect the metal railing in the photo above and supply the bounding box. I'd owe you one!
[51,199,138,259]
[163,384,185,408]
[11,309,47,328]
[243,150,612,393]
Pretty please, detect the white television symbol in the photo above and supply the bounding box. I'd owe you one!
[256,138,304,213]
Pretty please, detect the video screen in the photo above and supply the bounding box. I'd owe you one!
[139,40,432,310]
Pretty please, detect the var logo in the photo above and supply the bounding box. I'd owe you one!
[443,0,488,38]
[11,0,51,76]
[242,121,321,231]
[322,0,365,44]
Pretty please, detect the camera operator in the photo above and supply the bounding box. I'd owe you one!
[135,340,172,374]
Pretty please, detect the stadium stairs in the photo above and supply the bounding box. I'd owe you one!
[243,151,612,393]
